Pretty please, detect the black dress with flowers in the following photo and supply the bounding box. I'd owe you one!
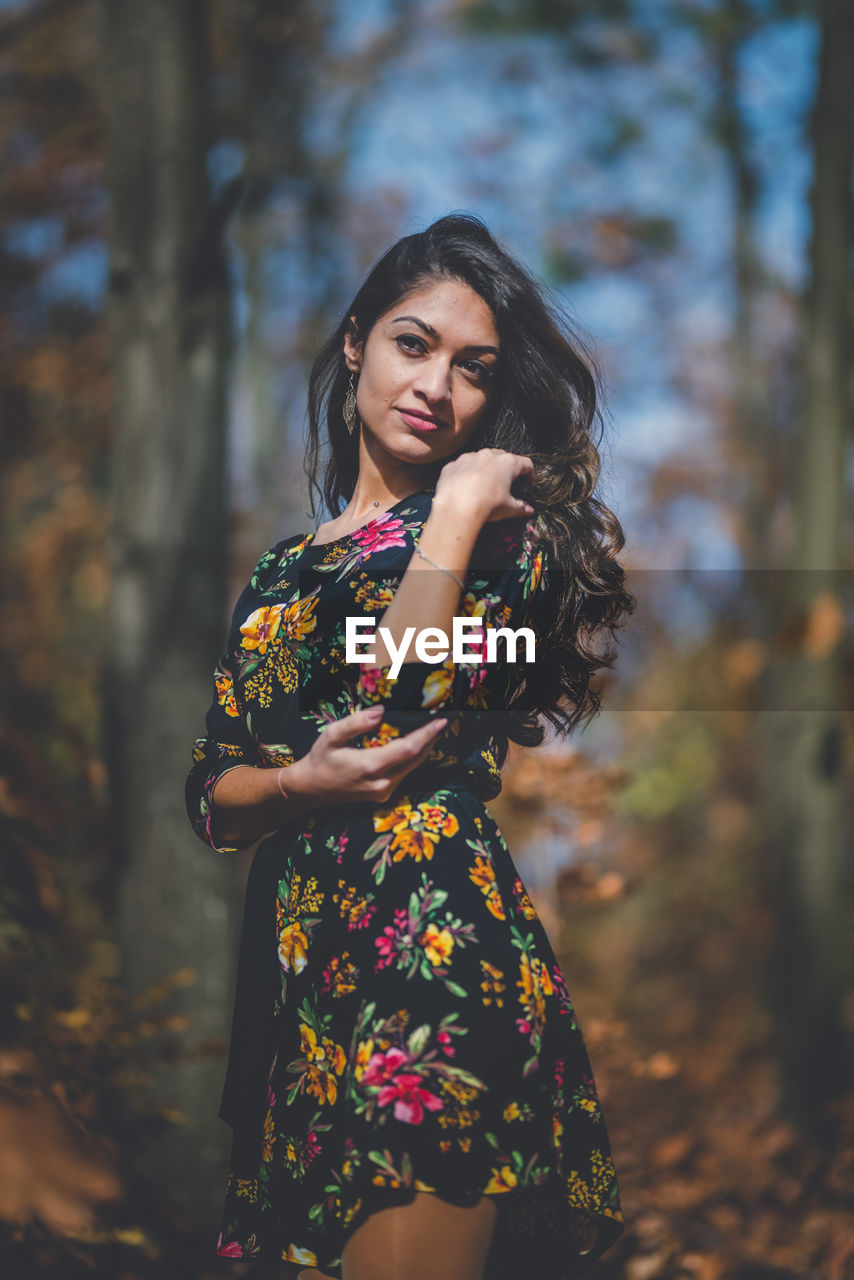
[185,490,624,1277]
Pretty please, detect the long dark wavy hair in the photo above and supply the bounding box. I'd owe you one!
[305,212,635,754]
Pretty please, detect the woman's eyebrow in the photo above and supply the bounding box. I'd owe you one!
[390,314,499,355]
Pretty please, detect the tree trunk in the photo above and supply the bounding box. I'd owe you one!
[760,0,853,1145]
[100,0,237,1223]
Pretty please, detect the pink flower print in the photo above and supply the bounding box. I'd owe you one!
[217,1234,243,1258]
[333,830,349,865]
[266,1082,276,1108]
[361,1046,411,1088]
[351,514,408,557]
[358,667,384,697]
[377,1072,445,1125]
[516,1017,531,1035]
[551,965,575,1016]
[438,1029,455,1058]
[374,926,397,971]
[554,1057,565,1088]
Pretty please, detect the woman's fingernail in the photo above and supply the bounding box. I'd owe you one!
[433,718,448,731]
[369,704,385,717]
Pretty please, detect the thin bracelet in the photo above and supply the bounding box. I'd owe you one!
[414,544,467,592]
[276,768,289,799]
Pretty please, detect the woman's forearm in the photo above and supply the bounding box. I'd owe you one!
[371,493,485,668]
[211,497,487,843]
[209,757,318,846]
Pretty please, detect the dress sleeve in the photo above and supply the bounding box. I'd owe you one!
[185,541,288,854]
[352,514,548,746]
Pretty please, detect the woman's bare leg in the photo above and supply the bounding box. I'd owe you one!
[340,1191,499,1280]
[279,1190,499,1280]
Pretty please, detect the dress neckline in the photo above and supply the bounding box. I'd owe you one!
[305,489,433,550]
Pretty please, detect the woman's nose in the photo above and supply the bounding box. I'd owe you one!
[412,356,452,402]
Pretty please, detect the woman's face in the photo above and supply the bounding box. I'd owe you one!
[343,276,500,471]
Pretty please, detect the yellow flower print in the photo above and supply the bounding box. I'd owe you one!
[373,802,433,862]
[421,660,454,709]
[279,593,318,641]
[215,671,239,717]
[518,950,554,1003]
[420,923,455,967]
[469,855,506,920]
[305,1065,332,1104]
[469,854,494,889]
[334,880,376,930]
[374,802,415,835]
[342,1196,364,1227]
[437,1077,482,1131]
[417,802,459,838]
[513,879,538,920]
[503,1100,522,1122]
[326,1038,347,1074]
[239,603,283,653]
[371,793,414,834]
[484,1164,518,1193]
[362,720,400,748]
[553,1113,564,1146]
[354,1037,374,1083]
[441,1080,481,1104]
[299,1024,347,1105]
[278,921,309,975]
[530,549,543,594]
[391,827,435,862]
[480,959,506,1007]
[283,1244,318,1266]
[323,952,359,998]
[260,1109,275,1163]
[300,1023,322,1062]
[353,580,395,612]
[373,797,460,864]
[565,1150,620,1216]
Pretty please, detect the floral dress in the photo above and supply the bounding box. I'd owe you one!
[185,489,624,1278]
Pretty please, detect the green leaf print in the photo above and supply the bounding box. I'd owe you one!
[407,1024,430,1057]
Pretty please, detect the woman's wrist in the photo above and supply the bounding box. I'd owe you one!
[275,757,317,817]
[428,487,487,532]
[209,759,316,845]
[419,501,484,570]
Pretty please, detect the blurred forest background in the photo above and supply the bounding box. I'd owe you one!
[0,0,852,1277]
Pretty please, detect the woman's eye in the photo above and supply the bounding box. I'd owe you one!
[396,333,426,354]
[463,359,493,381]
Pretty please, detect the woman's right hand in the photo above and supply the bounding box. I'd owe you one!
[285,704,448,808]
[432,447,535,526]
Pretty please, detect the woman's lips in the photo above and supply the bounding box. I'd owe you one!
[398,408,444,432]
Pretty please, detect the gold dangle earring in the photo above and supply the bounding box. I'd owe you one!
[343,371,359,436]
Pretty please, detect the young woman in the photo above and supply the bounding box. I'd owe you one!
[186,213,633,1280]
